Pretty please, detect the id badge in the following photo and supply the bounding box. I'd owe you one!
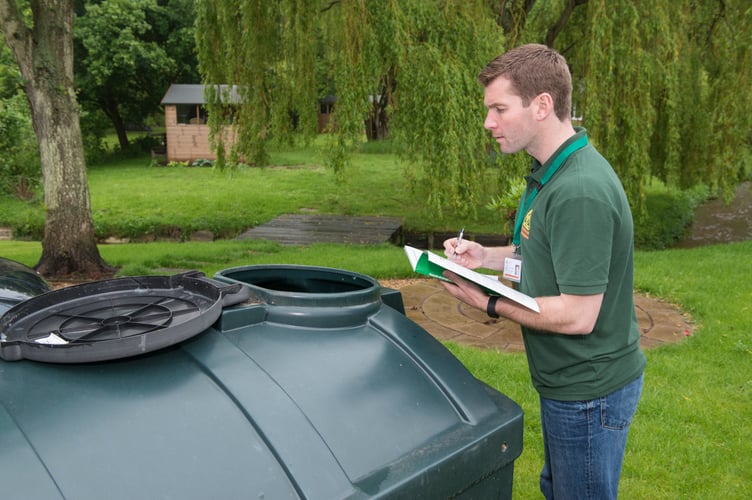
[503,256,522,283]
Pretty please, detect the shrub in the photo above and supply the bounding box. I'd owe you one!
[190,158,214,168]
[131,134,162,153]
[634,185,708,250]
[0,93,42,198]
[80,109,111,165]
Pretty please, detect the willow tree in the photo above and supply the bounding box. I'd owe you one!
[0,0,112,278]
[520,0,751,213]
[196,0,508,218]
[196,0,751,220]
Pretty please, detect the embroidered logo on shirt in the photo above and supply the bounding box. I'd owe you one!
[521,209,533,240]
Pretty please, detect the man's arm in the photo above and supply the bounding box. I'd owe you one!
[440,271,603,335]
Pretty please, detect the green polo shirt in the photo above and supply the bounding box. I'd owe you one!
[518,128,645,401]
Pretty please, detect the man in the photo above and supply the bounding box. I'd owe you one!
[441,44,645,499]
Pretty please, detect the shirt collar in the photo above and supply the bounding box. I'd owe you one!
[528,127,588,184]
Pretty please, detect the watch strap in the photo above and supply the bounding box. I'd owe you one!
[486,295,500,319]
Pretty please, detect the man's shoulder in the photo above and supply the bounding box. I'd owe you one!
[561,145,620,184]
[547,150,628,209]
[571,143,611,168]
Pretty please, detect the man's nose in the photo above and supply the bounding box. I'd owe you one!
[484,112,497,130]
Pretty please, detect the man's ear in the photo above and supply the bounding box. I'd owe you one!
[534,93,555,120]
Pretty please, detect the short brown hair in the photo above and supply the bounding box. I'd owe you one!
[478,44,572,121]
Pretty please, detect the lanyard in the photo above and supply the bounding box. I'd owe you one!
[512,134,589,248]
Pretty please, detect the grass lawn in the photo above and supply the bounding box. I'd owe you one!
[0,144,498,241]
[0,142,709,250]
[1,239,750,498]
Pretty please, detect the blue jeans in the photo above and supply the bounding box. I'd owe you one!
[539,373,644,500]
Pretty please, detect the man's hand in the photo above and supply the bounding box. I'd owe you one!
[439,271,488,311]
[443,239,485,269]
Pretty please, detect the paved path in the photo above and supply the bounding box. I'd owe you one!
[384,279,691,352]
[237,214,402,245]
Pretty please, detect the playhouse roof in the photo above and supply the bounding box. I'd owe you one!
[161,84,240,105]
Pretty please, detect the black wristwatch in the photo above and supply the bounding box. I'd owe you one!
[486,295,500,318]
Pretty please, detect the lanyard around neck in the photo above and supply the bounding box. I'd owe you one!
[512,134,589,247]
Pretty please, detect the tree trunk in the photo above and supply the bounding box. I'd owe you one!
[0,0,114,279]
[364,74,393,141]
[365,104,389,141]
[101,96,131,151]
[30,84,114,278]
[112,113,130,151]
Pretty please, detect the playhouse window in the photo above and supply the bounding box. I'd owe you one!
[176,104,208,124]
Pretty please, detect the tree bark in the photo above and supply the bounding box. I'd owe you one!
[101,96,130,151]
[364,72,394,141]
[0,0,113,279]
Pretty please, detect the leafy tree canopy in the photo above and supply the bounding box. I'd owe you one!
[197,0,509,219]
[542,0,752,211]
[74,0,198,150]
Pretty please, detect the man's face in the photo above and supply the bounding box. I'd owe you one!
[483,76,537,155]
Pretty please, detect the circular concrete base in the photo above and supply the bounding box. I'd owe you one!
[384,279,692,352]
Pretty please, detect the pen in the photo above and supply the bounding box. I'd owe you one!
[453,227,464,258]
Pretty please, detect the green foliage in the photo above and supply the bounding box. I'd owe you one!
[485,178,525,234]
[570,0,654,214]
[129,134,161,153]
[74,0,197,150]
[634,183,709,250]
[0,92,41,198]
[0,37,23,98]
[389,1,508,218]
[554,0,752,212]
[0,192,45,239]
[195,0,751,224]
[196,1,317,167]
[79,108,112,164]
[190,158,214,168]
[196,0,512,218]
[0,35,40,196]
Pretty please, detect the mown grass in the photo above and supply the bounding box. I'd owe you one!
[0,144,486,241]
[0,142,701,249]
[1,239,750,498]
